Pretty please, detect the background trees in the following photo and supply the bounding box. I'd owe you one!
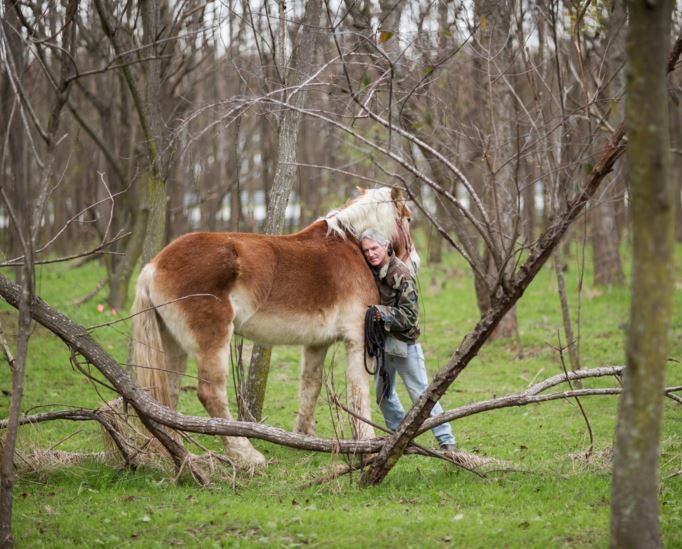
[5,0,674,283]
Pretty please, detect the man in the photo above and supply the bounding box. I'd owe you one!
[360,228,456,451]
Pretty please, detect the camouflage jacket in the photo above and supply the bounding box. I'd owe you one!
[371,254,420,343]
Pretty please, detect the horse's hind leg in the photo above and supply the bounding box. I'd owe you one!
[159,323,187,410]
[294,344,329,436]
[195,323,266,466]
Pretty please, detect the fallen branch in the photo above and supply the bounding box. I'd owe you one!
[419,369,680,434]
[330,395,485,478]
[2,272,679,483]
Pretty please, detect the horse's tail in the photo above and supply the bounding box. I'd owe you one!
[131,264,173,406]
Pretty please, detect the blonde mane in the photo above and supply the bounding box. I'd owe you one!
[323,187,399,241]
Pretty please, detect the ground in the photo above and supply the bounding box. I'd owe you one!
[1,243,681,547]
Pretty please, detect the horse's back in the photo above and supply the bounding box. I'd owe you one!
[146,228,377,347]
[232,232,378,345]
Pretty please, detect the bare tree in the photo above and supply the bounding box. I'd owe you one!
[589,0,626,287]
[610,6,675,547]
[0,0,78,542]
[244,0,324,422]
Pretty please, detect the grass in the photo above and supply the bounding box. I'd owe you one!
[1,240,681,548]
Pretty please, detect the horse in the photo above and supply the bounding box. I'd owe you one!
[130,186,418,466]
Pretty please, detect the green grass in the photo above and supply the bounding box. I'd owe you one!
[1,241,681,548]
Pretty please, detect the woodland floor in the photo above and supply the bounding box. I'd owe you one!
[1,241,681,547]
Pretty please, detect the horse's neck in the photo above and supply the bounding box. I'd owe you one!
[296,219,334,239]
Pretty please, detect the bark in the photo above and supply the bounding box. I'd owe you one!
[360,122,627,486]
[0,264,31,549]
[591,182,626,286]
[107,208,149,309]
[138,0,168,265]
[610,4,674,546]
[671,72,682,241]
[244,0,324,421]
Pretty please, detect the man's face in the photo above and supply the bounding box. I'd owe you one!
[361,238,389,267]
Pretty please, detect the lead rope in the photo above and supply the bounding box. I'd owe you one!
[364,307,391,401]
[364,279,403,401]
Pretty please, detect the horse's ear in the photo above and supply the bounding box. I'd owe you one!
[356,186,366,194]
[390,187,405,202]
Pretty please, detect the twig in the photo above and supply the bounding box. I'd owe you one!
[553,334,593,458]
[0,319,15,367]
[86,292,222,331]
[0,407,133,467]
[71,276,108,306]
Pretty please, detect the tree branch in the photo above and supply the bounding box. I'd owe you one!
[360,122,627,486]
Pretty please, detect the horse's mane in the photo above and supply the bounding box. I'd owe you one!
[323,187,399,241]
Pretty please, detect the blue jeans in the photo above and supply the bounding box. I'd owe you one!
[375,342,455,447]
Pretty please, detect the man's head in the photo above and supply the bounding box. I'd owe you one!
[360,229,391,268]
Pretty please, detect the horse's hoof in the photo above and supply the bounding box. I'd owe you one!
[224,437,267,468]
[247,448,267,467]
[293,417,316,437]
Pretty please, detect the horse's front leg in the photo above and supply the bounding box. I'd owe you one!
[294,344,329,436]
[195,325,266,467]
[345,339,376,440]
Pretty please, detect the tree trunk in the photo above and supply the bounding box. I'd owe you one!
[0,259,32,549]
[590,0,626,287]
[610,3,673,546]
[138,0,167,265]
[93,0,169,269]
[243,0,324,421]
[0,0,29,281]
[472,0,519,340]
[107,206,149,310]
[0,1,76,540]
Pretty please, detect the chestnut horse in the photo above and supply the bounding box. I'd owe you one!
[130,187,417,465]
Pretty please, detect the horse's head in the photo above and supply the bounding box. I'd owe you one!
[325,186,421,272]
[386,187,420,272]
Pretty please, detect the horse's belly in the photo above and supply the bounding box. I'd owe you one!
[235,312,342,346]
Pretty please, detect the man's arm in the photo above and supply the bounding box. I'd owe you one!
[375,277,419,339]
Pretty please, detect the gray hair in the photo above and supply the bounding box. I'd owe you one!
[359,228,390,247]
